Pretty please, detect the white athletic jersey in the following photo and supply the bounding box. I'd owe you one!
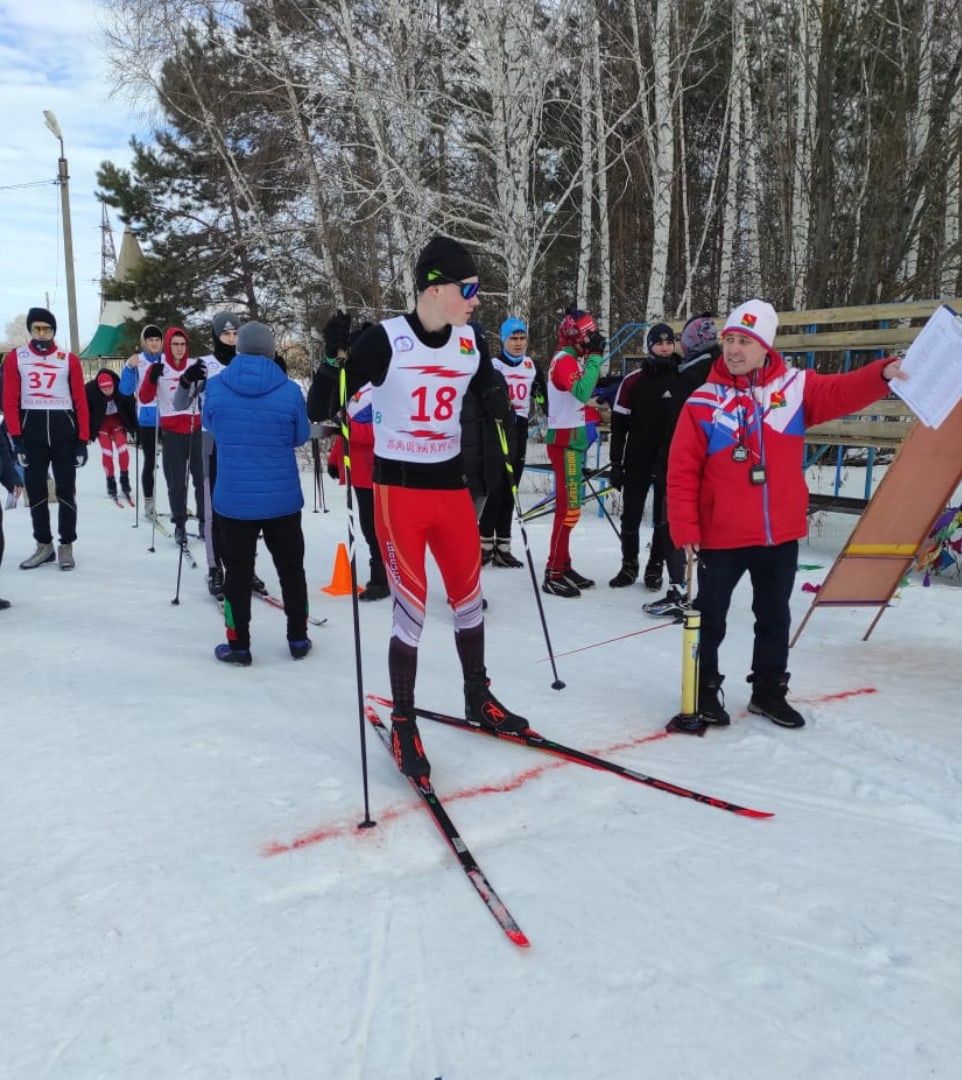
[547,348,586,430]
[196,354,227,430]
[17,346,73,410]
[155,360,199,419]
[493,354,537,419]
[371,316,480,463]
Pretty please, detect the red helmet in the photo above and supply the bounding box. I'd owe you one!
[557,308,597,350]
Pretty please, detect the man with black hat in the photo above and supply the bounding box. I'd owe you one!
[606,322,678,590]
[343,234,527,781]
[174,311,242,598]
[2,308,89,570]
[120,324,165,517]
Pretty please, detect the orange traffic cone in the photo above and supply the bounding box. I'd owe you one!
[322,542,360,596]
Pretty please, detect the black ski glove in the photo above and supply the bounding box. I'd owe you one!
[327,462,339,480]
[586,330,607,356]
[608,462,624,491]
[148,361,164,384]
[75,441,88,468]
[323,310,352,362]
[179,359,206,388]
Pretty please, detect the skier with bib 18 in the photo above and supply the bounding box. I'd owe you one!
[344,235,530,779]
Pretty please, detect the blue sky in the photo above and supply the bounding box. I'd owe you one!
[0,1,143,348]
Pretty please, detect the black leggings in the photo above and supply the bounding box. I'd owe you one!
[139,424,159,498]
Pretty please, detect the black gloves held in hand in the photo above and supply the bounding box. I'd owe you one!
[148,360,164,384]
[323,310,352,361]
[75,441,88,468]
[179,360,206,387]
[586,330,607,356]
[608,462,624,491]
[327,462,339,480]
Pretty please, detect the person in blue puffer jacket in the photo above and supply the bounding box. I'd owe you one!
[202,321,311,665]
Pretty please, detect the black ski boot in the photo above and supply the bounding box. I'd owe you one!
[697,673,731,726]
[561,567,595,590]
[251,571,267,595]
[391,712,431,779]
[543,572,580,598]
[480,536,495,566]
[747,673,805,728]
[465,673,530,734]
[119,471,132,501]
[174,523,188,547]
[360,562,390,602]
[643,559,664,591]
[106,475,118,500]
[609,558,639,588]
[643,585,688,620]
[491,539,524,568]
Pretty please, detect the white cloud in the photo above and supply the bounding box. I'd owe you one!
[0,0,146,349]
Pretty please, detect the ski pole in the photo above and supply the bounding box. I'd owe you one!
[311,437,320,513]
[583,471,621,541]
[132,431,140,528]
[171,401,198,606]
[495,419,565,690]
[339,364,376,830]
[148,399,161,553]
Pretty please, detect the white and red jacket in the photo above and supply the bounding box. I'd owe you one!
[2,342,90,442]
[137,328,202,434]
[667,351,892,550]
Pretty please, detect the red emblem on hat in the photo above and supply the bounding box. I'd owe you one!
[741,313,757,328]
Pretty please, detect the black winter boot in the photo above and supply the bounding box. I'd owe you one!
[360,561,390,602]
[747,673,805,728]
[643,559,664,591]
[697,673,731,725]
[465,673,530,734]
[480,536,494,566]
[391,712,431,779]
[119,471,132,497]
[106,475,118,500]
[609,558,639,588]
[491,539,524,568]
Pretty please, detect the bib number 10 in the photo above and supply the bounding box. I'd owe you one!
[411,385,457,422]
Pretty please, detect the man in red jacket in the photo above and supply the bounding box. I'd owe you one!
[667,299,905,729]
[2,307,89,571]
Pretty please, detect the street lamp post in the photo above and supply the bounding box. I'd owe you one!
[43,110,80,355]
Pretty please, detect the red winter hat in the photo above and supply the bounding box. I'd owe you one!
[97,371,115,394]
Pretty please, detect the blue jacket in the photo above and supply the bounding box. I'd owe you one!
[119,352,161,426]
[202,353,310,520]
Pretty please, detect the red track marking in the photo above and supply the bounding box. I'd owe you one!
[262,688,874,856]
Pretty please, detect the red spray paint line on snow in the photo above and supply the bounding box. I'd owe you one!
[261,688,874,856]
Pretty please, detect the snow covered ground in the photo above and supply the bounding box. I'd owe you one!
[2,459,960,1080]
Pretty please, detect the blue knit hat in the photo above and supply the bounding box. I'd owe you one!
[500,317,527,343]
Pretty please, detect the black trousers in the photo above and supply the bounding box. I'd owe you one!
[354,486,384,581]
[620,454,659,563]
[162,429,204,527]
[139,423,159,498]
[651,472,686,586]
[478,420,527,540]
[695,540,798,680]
[220,512,308,648]
[24,438,78,544]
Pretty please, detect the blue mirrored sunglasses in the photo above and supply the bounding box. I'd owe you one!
[430,273,480,300]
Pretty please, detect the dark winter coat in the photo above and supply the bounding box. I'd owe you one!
[0,419,19,492]
[85,369,138,441]
[461,369,515,498]
[609,357,678,470]
[202,351,310,520]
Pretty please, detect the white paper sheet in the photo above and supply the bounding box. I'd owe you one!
[892,303,962,427]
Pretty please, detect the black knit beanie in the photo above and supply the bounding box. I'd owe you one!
[415,236,478,291]
[26,307,56,333]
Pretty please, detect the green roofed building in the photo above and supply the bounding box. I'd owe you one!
[80,227,145,365]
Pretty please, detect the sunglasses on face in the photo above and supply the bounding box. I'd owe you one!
[428,272,480,300]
